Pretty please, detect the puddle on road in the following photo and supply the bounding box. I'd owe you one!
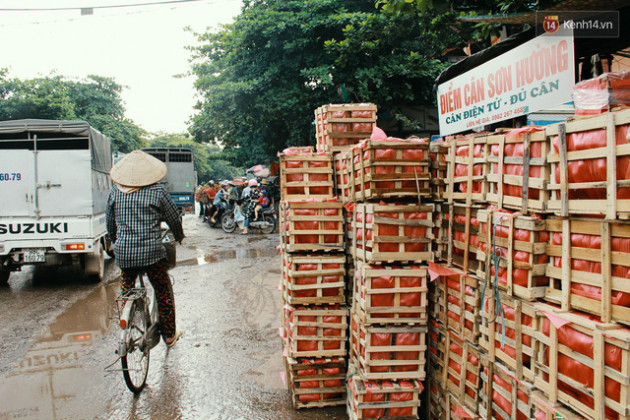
[178,247,279,267]
[0,282,118,419]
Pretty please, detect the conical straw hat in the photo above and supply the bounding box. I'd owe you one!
[110,150,167,187]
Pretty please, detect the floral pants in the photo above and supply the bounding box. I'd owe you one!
[120,259,176,338]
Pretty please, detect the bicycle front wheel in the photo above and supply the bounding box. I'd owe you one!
[121,300,150,393]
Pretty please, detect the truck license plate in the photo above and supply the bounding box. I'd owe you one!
[24,249,45,263]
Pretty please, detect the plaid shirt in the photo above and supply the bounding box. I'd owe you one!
[106,183,184,269]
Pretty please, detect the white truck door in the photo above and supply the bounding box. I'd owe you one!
[36,150,93,217]
[0,149,37,217]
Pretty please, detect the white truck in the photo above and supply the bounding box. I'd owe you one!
[0,119,113,284]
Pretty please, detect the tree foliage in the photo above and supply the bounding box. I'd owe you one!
[0,70,145,153]
[187,0,459,167]
[148,132,242,183]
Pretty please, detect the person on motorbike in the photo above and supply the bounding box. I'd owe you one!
[227,181,239,206]
[241,178,260,235]
[210,180,229,224]
[106,150,185,348]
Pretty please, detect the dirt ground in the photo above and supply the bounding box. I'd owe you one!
[0,211,347,419]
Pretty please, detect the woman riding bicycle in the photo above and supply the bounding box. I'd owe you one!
[106,150,185,348]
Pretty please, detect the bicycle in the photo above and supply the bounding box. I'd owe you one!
[114,230,176,393]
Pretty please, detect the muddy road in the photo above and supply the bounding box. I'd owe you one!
[0,213,346,419]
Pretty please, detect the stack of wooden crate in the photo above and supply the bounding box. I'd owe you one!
[340,136,432,420]
[428,108,630,420]
[279,146,349,410]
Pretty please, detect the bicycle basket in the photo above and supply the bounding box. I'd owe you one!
[162,231,177,268]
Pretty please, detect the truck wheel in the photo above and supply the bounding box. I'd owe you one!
[104,236,115,258]
[84,243,105,283]
[0,268,9,286]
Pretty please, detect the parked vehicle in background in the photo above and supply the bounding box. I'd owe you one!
[0,119,113,284]
[141,147,195,214]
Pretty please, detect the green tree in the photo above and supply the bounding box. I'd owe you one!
[187,0,455,167]
[0,70,145,153]
[65,75,145,153]
[0,71,75,120]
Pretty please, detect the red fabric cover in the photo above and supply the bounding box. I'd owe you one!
[447,331,479,399]
[449,211,480,260]
[552,123,630,199]
[551,229,630,306]
[454,142,484,193]
[491,127,545,199]
[365,265,423,319]
[487,369,529,420]
[352,138,428,192]
[284,204,340,245]
[479,208,549,289]
[289,261,342,298]
[542,315,628,419]
[388,380,415,416]
[493,300,533,364]
[288,305,343,352]
[296,357,343,402]
[354,205,430,255]
[353,317,420,374]
[446,276,475,332]
[283,149,330,196]
[573,72,630,115]
[360,381,385,418]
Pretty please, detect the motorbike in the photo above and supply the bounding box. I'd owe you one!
[208,201,232,228]
[222,205,276,234]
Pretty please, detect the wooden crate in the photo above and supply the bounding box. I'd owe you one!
[346,375,423,420]
[433,203,450,262]
[334,151,353,202]
[430,140,449,201]
[350,313,427,381]
[530,390,586,420]
[282,253,346,306]
[478,356,534,420]
[443,329,482,415]
[280,200,344,253]
[279,147,334,201]
[486,128,552,214]
[444,133,491,205]
[353,202,434,264]
[428,276,447,327]
[315,103,377,154]
[477,208,548,301]
[285,356,347,409]
[446,203,485,277]
[353,262,428,325]
[433,267,482,344]
[478,292,538,383]
[428,318,447,381]
[348,138,431,202]
[545,217,630,324]
[427,374,448,420]
[545,109,630,219]
[445,392,479,420]
[283,304,348,358]
[533,302,630,420]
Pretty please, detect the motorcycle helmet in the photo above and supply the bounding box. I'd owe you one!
[248,179,258,187]
[221,180,229,187]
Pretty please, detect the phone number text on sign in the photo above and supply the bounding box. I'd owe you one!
[0,173,22,181]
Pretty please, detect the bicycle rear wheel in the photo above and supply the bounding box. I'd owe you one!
[121,300,150,393]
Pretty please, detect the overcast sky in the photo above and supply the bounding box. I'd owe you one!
[0,0,242,134]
